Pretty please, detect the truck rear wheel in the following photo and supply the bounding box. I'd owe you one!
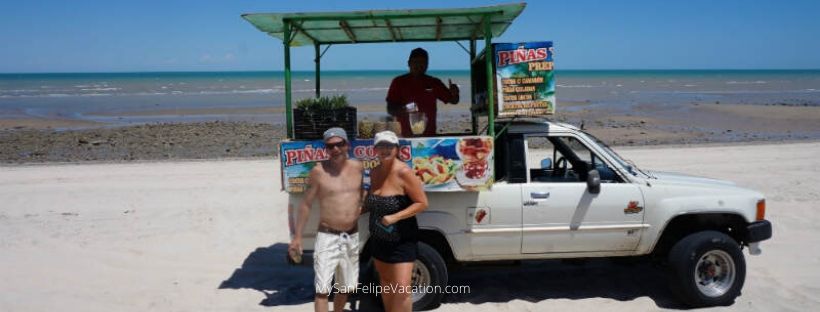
[668,230,746,307]
[358,242,448,311]
[412,242,448,310]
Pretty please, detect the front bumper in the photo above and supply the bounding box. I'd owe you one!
[746,220,772,243]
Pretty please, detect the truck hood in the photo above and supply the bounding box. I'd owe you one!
[648,171,736,187]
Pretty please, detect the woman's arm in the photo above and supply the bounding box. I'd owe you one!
[382,166,428,225]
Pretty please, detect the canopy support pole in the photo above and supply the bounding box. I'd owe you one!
[469,39,478,134]
[483,15,494,137]
[284,20,294,139]
[314,43,321,98]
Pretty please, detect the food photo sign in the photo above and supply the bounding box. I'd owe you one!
[494,41,556,117]
[279,136,494,193]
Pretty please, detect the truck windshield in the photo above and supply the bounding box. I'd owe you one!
[580,131,652,178]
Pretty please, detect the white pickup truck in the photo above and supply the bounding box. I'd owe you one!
[288,119,772,309]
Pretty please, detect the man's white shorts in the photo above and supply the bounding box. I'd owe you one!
[314,231,359,294]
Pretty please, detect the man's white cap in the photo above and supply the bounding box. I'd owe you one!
[374,130,399,145]
[323,127,348,142]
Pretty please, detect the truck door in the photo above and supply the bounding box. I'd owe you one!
[520,135,646,253]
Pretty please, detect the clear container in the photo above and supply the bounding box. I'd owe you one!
[409,111,427,135]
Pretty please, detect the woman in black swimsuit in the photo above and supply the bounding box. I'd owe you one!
[365,130,428,312]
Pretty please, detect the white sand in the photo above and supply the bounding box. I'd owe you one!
[1,142,818,311]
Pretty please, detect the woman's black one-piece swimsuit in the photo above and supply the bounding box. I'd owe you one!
[365,194,418,263]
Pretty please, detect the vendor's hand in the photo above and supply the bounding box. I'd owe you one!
[448,79,460,104]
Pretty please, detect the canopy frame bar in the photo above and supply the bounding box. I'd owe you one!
[284,10,502,23]
[287,21,510,33]
[455,41,470,55]
[284,36,512,46]
[292,21,318,44]
[319,44,332,58]
[435,17,443,41]
[339,20,357,43]
[385,19,398,41]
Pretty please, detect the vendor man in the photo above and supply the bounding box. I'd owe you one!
[386,48,460,136]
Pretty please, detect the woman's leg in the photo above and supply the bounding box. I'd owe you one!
[390,261,415,312]
[375,259,414,312]
[374,259,395,310]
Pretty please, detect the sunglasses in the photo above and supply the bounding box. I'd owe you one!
[325,141,347,150]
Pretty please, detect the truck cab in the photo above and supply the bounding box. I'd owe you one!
[457,119,649,258]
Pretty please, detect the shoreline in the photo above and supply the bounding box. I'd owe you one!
[2,120,819,165]
[2,101,819,164]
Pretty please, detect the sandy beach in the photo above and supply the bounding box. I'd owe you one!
[2,0,819,310]
[1,142,817,311]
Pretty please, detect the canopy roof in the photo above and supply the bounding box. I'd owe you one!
[241,3,526,47]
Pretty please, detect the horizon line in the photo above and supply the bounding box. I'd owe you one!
[2,68,820,75]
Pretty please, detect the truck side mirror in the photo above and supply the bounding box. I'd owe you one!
[587,169,601,194]
[540,158,552,169]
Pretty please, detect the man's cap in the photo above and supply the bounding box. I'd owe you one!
[409,47,428,60]
[374,130,399,146]
[323,127,348,142]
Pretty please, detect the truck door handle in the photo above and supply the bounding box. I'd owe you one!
[530,192,550,199]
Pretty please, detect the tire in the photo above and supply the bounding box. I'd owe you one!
[667,230,746,307]
[412,242,449,311]
[356,242,449,311]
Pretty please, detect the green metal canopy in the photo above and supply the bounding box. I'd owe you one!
[241,3,525,46]
[241,3,526,139]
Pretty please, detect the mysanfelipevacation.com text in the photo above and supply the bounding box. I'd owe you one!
[318,283,470,295]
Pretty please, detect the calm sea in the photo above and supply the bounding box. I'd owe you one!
[1,70,818,126]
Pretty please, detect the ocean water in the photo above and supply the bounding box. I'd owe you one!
[1,70,819,127]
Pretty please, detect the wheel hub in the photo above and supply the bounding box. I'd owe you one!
[411,260,432,302]
[695,250,736,298]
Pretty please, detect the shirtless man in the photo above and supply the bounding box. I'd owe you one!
[289,127,364,312]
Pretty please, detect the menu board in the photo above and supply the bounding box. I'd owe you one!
[280,136,494,193]
[494,41,556,117]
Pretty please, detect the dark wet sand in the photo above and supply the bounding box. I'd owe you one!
[2,102,819,164]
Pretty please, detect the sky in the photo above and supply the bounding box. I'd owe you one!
[1,0,819,73]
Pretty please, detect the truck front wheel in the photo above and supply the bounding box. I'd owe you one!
[668,230,746,307]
